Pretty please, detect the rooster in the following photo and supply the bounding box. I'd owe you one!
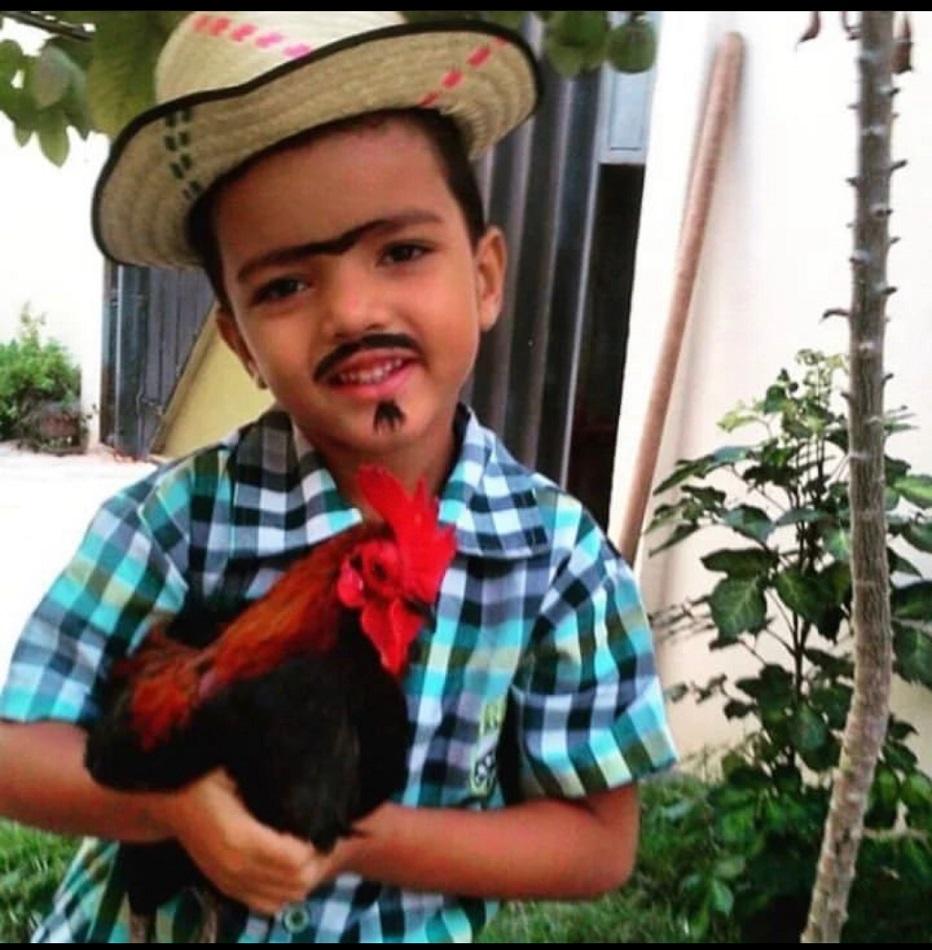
[84,466,456,933]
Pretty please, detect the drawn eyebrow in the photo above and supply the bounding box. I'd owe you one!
[235,210,443,285]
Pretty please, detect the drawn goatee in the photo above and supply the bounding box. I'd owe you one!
[373,401,405,433]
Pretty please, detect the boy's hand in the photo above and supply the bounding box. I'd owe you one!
[153,768,342,917]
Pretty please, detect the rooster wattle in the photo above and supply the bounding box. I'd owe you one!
[84,465,456,921]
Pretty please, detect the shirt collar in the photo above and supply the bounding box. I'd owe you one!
[227,405,551,562]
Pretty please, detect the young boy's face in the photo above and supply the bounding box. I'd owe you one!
[212,117,505,470]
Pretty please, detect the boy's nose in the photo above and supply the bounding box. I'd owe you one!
[319,268,388,339]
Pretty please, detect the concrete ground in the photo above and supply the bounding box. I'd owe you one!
[0,442,156,677]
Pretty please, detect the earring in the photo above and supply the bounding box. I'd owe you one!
[250,366,267,390]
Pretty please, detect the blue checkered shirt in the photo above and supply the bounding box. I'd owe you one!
[1,405,677,942]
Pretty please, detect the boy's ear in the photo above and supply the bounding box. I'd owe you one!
[475,226,506,333]
[215,307,267,388]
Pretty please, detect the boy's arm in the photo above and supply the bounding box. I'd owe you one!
[335,784,639,900]
[0,720,326,917]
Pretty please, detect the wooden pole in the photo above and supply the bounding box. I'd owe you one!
[617,32,744,564]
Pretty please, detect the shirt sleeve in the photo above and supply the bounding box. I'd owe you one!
[0,470,191,728]
[508,517,678,799]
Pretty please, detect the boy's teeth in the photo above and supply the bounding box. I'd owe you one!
[335,357,405,385]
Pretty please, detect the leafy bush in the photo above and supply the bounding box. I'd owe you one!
[647,350,932,941]
[0,307,82,449]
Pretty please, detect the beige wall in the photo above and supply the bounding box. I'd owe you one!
[611,11,932,772]
[157,318,274,460]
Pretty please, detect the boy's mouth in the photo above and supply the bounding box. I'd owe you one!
[325,351,418,401]
[314,332,420,382]
[330,355,409,387]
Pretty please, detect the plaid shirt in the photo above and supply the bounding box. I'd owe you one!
[1,405,677,943]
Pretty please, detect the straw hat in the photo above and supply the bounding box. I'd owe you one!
[92,11,541,269]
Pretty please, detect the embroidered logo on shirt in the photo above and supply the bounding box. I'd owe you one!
[470,695,507,797]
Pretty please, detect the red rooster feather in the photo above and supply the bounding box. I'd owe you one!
[85,466,456,920]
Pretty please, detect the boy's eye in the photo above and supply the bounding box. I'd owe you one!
[381,243,429,266]
[253,276,308,304]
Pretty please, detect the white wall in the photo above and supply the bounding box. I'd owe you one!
[612,12,932,771]
[0,22,108,444]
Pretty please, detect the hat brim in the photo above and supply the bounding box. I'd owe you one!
[93,20,541,269]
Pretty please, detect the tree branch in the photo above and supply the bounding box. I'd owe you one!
[0,11,92,41]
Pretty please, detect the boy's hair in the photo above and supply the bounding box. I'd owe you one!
[186,108,487,312]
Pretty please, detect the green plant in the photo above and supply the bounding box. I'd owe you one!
[0,821,78,942]
[647,349,932,940]
[0,306,82,449]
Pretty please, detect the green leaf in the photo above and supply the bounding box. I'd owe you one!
[775,568,829,625]
[888,717,918,741]
[823,526,852,562]
[791,704,829,753]
[737,664,795,710]
[804,647,854,679]
[872,765,900,810]
[821,561,852,605]
[713,856,746,881]
[645,501,684,533]
[702,548,778,578]
[682,485,726,510]
[544,11,609,77]
[903,521,932,553]
[688,902,711,940]
[722,506,774,544]
[0,78,34,129]
[762,383,791,414]
[87,12,173,138]
[665,682,689,703]
[716,802,757,846]
[61,65,91,139]
[893,624,932,688]
[810,684,852,730]
[13,124,32,146]
[0,39,24,84]
[708,879,734,916]
[35,109,69,166]
[606,15,657,74]
[892,583,932,621]
[659,798,695,822]
[901,772,932,811]
[884,741,917,772]
[889,547,922,578]
[648,522,700,557]
[718,406,758,433]
[864,764,900,828]
[726,765,770,792]
[709,577,767,638]
[28,44,76,109]
[723,699,753,720]
[772,763,802,794]
[47,33,94,71]
[800,733,840,772]
[484,11,525,31]
[712,445,753,465]
[775,507,826,527]
[654,456,711,494]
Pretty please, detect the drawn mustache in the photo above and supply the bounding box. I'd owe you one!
[313,333,421,382]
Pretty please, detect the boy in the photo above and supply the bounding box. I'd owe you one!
[0,11,678,942]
